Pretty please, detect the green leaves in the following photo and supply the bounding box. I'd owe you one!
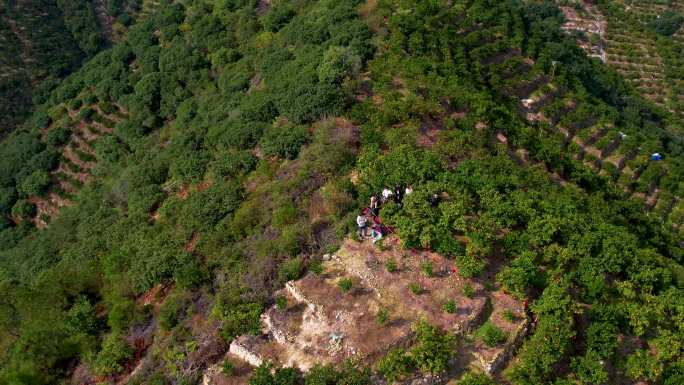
[318,46,361,84]
[410,320,456,374]
[260,124,309,160]
[376,348,415,382]
[648,11,684,36]
[475,321,507,347]
[216,302,264,342]
[506,283,575,384]
[93,332,133,377]
[65,296,99,335]
[497,252,544,299]
[18,170,51,197]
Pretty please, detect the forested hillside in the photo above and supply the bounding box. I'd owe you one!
[0,0,145,137]
[0,1,682,385]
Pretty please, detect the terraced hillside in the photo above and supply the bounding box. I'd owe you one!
[556,1,684,121]
[0,0,149,136]
[0,0,83,136]
[513,68,684,236]
[31,96,127,227]
[0,1,682,385]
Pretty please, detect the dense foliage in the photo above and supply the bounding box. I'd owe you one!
[0,0,145,137]
[0,0,682,384]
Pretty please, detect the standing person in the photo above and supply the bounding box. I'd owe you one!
[370,195,379,217]
[429,193,440,207]
[381,187,393,203]
[371,221,383,244]
[523,299,533,323]
[393,184,404,206]
[356,210,368,238]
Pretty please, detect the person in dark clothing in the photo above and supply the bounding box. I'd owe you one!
[393,184,404,206]
[370,195,380,217]
[428,193,440,207]
[523,299,533,322]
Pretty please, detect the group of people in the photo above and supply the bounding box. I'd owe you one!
[357,184,413,244]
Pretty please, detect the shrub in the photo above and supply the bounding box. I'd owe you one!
[443,300,457,314]
[210,150,257,179]
[83,94,97,105]
[338,278,353,293]
[181,181,244,232]
[304,364,339,385]
[377,308,389,325]
[276,296,288,311]
[626,350,663,382]
[173,255,205,289]
[66,296,99,335]
[93,333,133,376]
[503,310,516,322]
[117,12,133,26]
[30,109,51,130]
[218,61,253,93]
[409,282,422,295]
[272,202,297,229]
[19,170,51,197]
[585,321,618,359]
[159,295,186,330]
[107,298,135,332]
[385,259,398,273]
[210,48,241,69]
[260,124,309,160]
[457,372,496,385]
[78,107,96,122]
[456,253,485,278]
[46,127,71,147]
[309,260,323,276]
[69,98,83,110]
[222,361,235,376]
[215,302,264,342]
[462,284,474,298]
[262,3,295,32]
[411,320,456,374]
[496,252,543,298]
[377,348,415,382]
[318,46,360,84]
[11,199,36,220]
[571,350,609,385]
[250,364,301,385]
[476,321,507,347]
[278,257,304,283]
[421,261,434,277]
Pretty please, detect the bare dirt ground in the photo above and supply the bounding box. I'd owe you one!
[215,237,527,383]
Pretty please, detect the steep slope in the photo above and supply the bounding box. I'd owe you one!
[0,1,682,385]
[0,0,151,137]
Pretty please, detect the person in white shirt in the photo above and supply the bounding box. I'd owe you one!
[381,188,393,203]
[405,186,413,195]
[356,211,368,237]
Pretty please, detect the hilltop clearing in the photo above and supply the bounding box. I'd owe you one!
[0,1,682,385]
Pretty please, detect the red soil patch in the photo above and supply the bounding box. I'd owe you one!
[136,284,173,308]
[185,232,199,253]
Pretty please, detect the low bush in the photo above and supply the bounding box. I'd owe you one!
[476,321,507,347]
[338,278,353,293]
[93,333,133,376]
